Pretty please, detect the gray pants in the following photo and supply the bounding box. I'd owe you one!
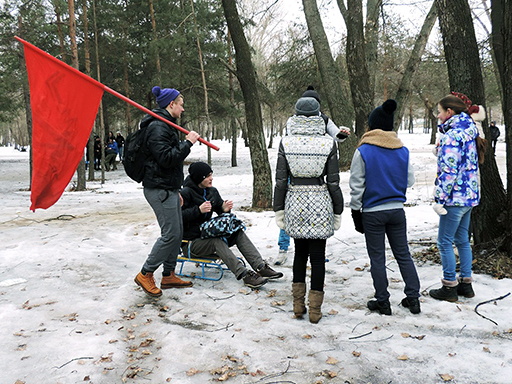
[186,231,264,279]
[142,188,182,274]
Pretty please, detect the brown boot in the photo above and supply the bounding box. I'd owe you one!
[308,290,324,324]
[134,272,162,297]
[161,272,193,289]
[292,283,307,318]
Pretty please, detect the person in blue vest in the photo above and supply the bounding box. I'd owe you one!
[349,99,421,316]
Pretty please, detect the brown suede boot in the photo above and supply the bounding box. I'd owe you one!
[308,290,324,324]
[292,282,307,318]
[161,272,193,289]
[134,272,162,297]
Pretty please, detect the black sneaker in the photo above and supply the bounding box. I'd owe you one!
[242,270,267,289]
[367,299,392,315]
[258,263,284,279]
[429,285,458,302]
[401,297,421,314]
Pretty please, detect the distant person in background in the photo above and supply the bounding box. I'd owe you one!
[116,131,125,161]
[275,86,351,266]
[94,136,102,170]
[104,138,118,171]
[490,121,500,152]
[274,96,344,324]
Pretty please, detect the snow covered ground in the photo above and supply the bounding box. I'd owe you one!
[0,129,510,384]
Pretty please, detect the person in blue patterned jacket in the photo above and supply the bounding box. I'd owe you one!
[429,94,480,302]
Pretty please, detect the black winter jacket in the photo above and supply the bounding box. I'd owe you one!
[140,108,193,190]
[181,176,226,240]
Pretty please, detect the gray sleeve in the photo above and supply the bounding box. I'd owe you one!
[325,118,339,140]
[349,149,365,210]
[407,156,415,188]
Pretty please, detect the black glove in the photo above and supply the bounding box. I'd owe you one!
[351,209,364,234]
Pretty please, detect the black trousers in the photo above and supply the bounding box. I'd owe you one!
[293,238,326,291]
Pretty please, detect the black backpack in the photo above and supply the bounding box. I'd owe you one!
[122,126,150,183]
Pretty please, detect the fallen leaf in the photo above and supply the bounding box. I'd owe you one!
[105,319,112,324]
[261,318,270,322]
[397,354,408,361]
[352,351,361,357]
[84,375,90,380]
[483,347,491,353]
[321,370,338,378]
[271,301,286,306]
[328,309,338,315]
[401,333,411,338]
[109,339,118,344]
[187,368,199,376]
[439,373,455,381]
[326,356,338,365]
[141,350,152,355]
[302,334,312,339]
[267,290,277,297]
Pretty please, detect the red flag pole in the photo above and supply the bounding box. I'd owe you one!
[15,36,220,151]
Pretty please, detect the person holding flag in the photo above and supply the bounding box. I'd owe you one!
[134,86,201,297]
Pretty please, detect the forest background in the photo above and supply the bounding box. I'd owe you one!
[0,0,511,255]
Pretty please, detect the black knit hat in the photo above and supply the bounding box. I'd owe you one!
[302,85,321,104]
[368,99,397,131]
[295,97,320,117]
[189,162,213,185]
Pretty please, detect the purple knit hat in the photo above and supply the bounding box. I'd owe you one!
[152,86,180,108]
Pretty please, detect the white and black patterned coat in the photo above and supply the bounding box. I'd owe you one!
[273,115,344,239]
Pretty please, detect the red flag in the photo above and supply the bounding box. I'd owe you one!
[20,39,103,211]
[17,36,219,211]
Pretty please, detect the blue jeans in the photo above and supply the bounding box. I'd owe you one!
[437,206,473,282]
[278,229,290,251]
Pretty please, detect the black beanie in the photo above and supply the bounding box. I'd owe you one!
[189,162,213,185]
[295,97,320,117]
[368,99,397,131]
[302,85,321,104]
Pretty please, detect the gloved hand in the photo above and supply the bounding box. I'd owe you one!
[333,214,341,230]
[351,209,364,234]
[433,203,447,215]
[275,210,285,229]
[336,126,351,141]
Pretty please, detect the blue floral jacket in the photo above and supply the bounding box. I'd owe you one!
[435,112,479,207]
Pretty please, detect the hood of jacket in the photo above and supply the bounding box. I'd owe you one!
[288,115,325,136]
[358,129,403,149]
[140,108,176,129]
[438,112,478,141]
[183,175,206,193]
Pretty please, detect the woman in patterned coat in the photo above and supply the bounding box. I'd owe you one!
[429,94,480,302]
[273,97,344,323]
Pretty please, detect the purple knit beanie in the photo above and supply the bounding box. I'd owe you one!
[152,86,180,108]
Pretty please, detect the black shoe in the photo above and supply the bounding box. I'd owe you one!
[401,297,421,314]
[242,270,267,289]
[429,285,458,302]
[457,282,475,298]
[258,263,284,279]
[367,299,392,315]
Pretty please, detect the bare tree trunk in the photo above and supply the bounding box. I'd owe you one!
[67,0,86,191]
[491,0,512,252]
[190,0,212,165]
[221,0,272,208]
[92,0,106,184]
[364,0,381,97]
[436,0,507,244]
[394,1,437,131]
[228,31,237,168]
[17,15,33,189]
[302,0,354,170]
[53,1,67,63]
[148,0,162,85]
[344,0,373,138]
[81,0,96,182]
